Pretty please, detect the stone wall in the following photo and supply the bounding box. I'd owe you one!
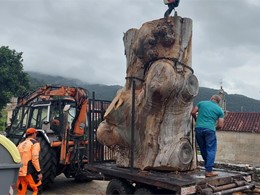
[5,97,17,126]
[216,131,260,166]
[215,131,260,182]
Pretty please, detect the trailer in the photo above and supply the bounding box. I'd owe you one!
[86,93,255,195]
[87,162,254,195]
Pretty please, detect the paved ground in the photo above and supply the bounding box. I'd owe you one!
[19,173,260,195]
[24,175,108,195]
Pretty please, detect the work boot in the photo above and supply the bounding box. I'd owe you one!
[205,171,218,177]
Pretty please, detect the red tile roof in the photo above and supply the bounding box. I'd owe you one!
[221,112,260,133]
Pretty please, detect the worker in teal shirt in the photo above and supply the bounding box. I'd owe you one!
[191,95,224,177]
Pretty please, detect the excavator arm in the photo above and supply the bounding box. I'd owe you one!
[17,85,88,107]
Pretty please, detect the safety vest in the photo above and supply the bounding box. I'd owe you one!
[17,138,41,176]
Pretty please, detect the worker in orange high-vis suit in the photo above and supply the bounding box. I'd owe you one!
[17,128,43,195]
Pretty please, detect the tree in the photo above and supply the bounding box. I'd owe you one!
[0,110,7,132]
[0,46,29,111]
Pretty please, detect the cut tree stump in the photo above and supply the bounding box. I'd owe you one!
[97,13,199,171]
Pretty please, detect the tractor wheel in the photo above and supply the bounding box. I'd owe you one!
[134,187,154,195]
[106,179,134,195]
[38,136,58,189]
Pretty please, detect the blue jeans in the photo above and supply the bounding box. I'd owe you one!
[195,127,217,172]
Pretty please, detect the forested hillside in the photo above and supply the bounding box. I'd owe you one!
[27,72,260,112]
[28,72,122,101]
[194,87,260,112]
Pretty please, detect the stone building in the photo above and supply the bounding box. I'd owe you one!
[213,85,260,165]
[216,112,260,166]
[218,85,226,112]
[5,97,17,126]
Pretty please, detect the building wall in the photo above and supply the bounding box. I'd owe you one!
[5,97,17,126]
[216,131,260,166]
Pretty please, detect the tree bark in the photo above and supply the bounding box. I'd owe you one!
[97,14,199,171]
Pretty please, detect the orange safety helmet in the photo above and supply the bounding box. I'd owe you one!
[26,128,37,135]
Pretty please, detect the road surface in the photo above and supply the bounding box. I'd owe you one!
[25,175,108,195]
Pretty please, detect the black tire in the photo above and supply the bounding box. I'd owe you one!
[106,179,134,195]
[38,136,58,189]
[134,187,154,195]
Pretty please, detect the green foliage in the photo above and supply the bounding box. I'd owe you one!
[0,46,30,111]
[225,94,260,112]
[0,110,7,132]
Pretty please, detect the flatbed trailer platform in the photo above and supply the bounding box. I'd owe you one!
[86,98,255,194]
[87,162,254,194]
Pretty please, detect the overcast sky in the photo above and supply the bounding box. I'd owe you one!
[1,0,260,100]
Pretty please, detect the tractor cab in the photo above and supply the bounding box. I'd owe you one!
[6,99,77,145]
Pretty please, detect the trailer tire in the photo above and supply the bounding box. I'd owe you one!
[38,136,58,189]
[106,179,134,195]
[134,187,154,195]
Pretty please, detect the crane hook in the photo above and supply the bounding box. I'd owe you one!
[163,0,180,18]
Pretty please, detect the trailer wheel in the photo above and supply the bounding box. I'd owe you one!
[106,179,134,195]
[134,187,154,195]
[38,136,58,189]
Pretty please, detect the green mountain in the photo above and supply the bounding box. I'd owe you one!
[194,87,260,112]
[28,71,122,101]
[27,71,260,112]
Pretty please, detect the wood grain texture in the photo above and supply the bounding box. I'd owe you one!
[97,15,199,171]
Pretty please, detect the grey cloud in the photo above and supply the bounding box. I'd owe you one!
[1,0,260,100]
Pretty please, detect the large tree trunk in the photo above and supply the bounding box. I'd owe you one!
[97,14,199,171]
